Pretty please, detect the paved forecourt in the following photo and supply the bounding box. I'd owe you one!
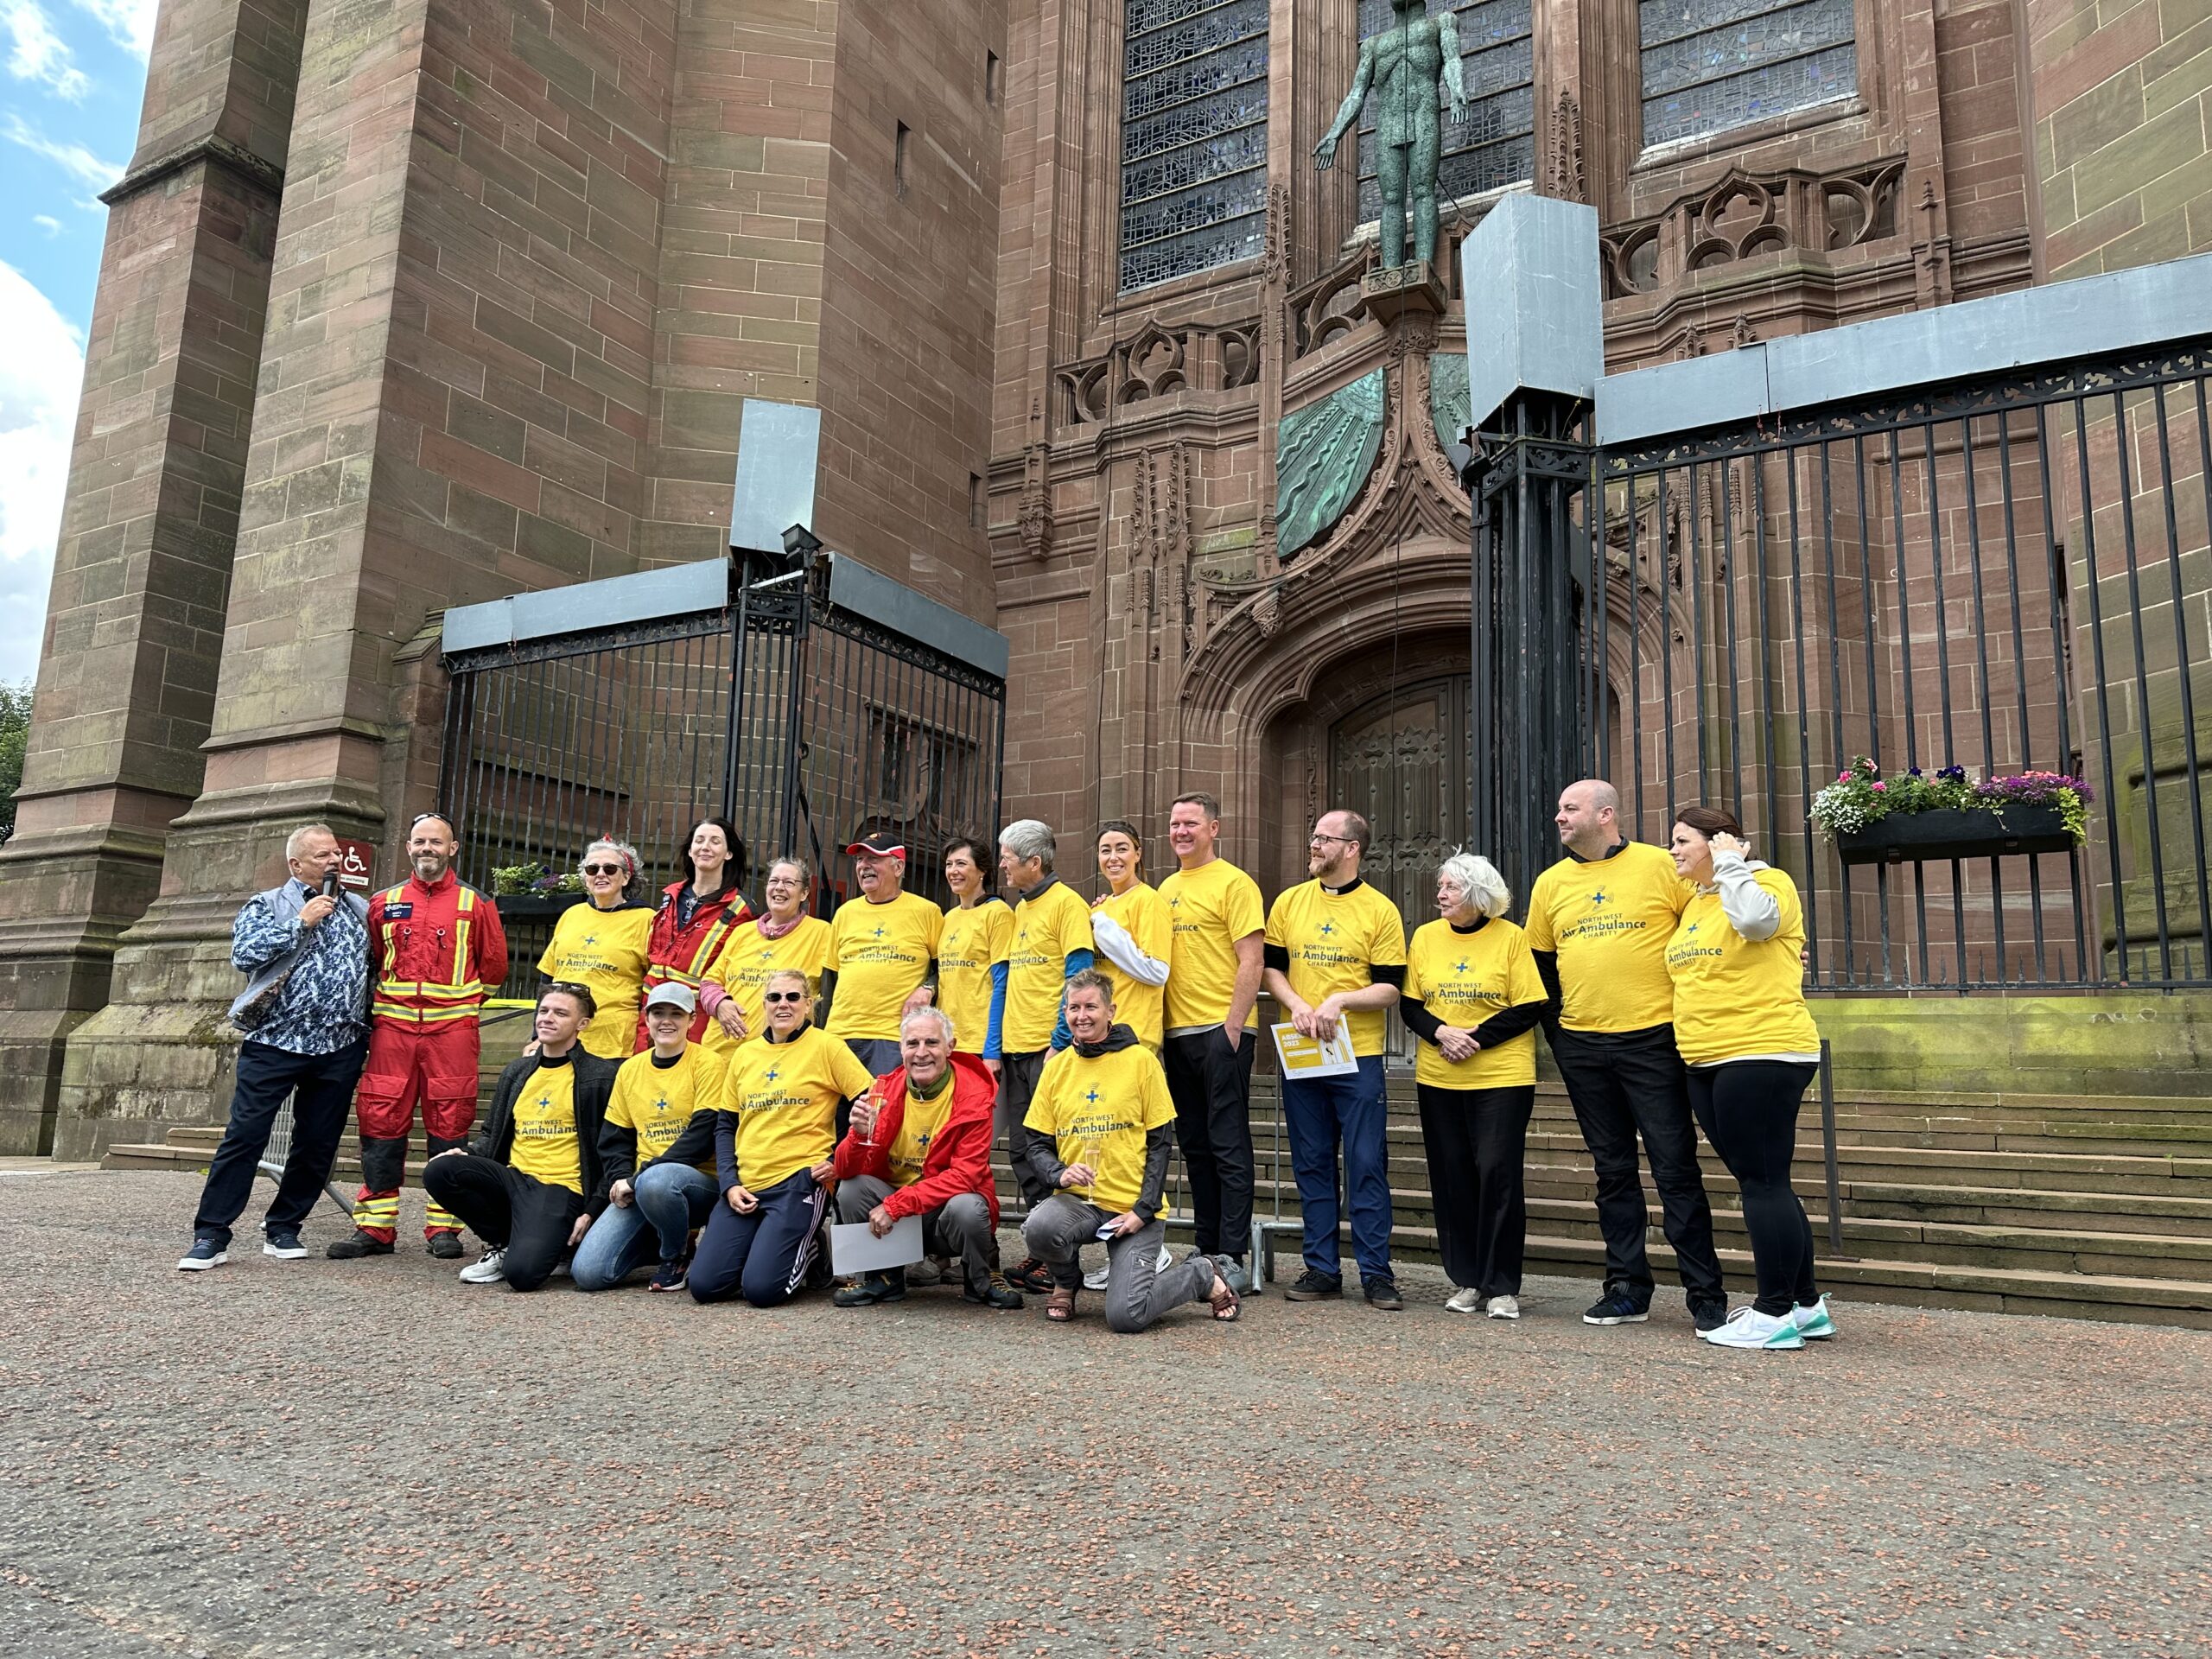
[6,1168,2209,1658]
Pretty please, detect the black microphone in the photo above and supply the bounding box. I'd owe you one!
[321,869,341,899]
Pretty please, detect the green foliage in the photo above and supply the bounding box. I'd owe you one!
[0,680,29,844]
[490,861,583,896]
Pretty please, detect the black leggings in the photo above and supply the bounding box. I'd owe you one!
[1688,1061,1818,1317]
[1414,1083,1532,1296]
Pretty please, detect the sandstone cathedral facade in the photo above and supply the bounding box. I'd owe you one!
[3,0,2208,1154]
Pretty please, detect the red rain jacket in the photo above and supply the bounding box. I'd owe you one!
[831,1051,1001,1227]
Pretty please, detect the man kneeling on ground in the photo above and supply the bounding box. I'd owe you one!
[830,1005,1023,1310]
[423,983,617,1290]
[1017,970,1240,1329]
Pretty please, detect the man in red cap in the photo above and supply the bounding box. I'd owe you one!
[327,812,510,1260]
[820,830,942,1077]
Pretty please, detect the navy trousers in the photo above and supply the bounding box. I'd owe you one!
[688,1170,831,1307]
[191,1036,367,1249]
[1279,1054,1392,1282]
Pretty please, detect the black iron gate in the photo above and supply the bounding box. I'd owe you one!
[1471,339,2212,992]
[437,553,1006,950]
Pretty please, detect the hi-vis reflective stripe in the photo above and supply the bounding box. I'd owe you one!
[423,1200,462,1230]
[372,1001,480,1025]
[353,1194,400,1223]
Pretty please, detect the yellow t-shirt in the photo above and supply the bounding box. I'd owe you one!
[1022,1042,1176,1215]
[608,1043,728,1173]
[1262,880,1408,1057]
[887,1077,958,1189]
[1523,842,1691,1033]
[1159,857,1266,1032]
[825,892,942,1042]
[936,899,1013,1056]
[1402,917,1548,1089]
[537,903,655,1059]
[722,1024,878,1191]
[507,1062,582,1192]
[698,915,832,1056]
[1004,880,1096,1053]
[1665,868,1822,1066]
[1094,881,1171,1050]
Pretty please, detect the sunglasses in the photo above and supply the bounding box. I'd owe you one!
[581,862,625,877]
[762,991,804,1005]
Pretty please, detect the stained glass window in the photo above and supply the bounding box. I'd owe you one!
[1640,0,1856,148]
[1352,0,1535,226]
[1119,0,1270,292]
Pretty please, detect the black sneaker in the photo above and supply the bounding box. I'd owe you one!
[327,1230,394,1260]
[647,1262,688,1294]
[426,1231,463,1260]
[176,1236,226,1271]
[261,1228,308,1260]
[1689,1298,1729,1334]
[1583,1284,1650,1325]
[1363,1276,1403,1311]
[962,1273,1025,1311]
[1282,1268,1344,1301]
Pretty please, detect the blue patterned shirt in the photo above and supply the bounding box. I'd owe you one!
[232,880,371,1055]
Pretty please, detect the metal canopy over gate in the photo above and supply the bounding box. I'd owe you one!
[435,552,1007,933]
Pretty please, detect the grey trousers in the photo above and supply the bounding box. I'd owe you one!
[836,1173,995,1291]
[1023,1195,1217,1333]
[995,1049,1052,1206]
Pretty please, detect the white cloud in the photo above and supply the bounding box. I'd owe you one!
[70,0,152,55]
[3,112,122,193]
[0,259,83,681]
[32,213,60,235]
[3,0,89,99]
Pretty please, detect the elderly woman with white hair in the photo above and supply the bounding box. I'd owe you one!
[1401,852,1554,1319]
[537,836,656,1059]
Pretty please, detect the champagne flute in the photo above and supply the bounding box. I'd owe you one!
[857,1084,884,1151]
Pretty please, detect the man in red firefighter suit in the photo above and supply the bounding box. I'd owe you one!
[327,812,510,1260]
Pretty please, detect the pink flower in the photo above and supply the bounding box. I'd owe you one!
[1872,781,1886,791]
[1838,772,1851,782]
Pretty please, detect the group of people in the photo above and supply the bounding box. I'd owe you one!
[178,779,1833,1351]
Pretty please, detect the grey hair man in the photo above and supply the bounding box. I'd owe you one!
[179,823,372,1270]
[829,1001,1023,1310]
[992,817,1097,1294]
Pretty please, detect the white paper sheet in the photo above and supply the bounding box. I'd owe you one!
[830,1213,925,1274]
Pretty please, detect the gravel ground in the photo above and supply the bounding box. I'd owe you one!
[5,1166,2209,1659]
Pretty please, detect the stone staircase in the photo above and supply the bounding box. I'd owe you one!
[998,1079,2212,1328]
[106,1081,2212,1326]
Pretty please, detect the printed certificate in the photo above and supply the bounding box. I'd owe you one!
[1271,1020,1359,1079]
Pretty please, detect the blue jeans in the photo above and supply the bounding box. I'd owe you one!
[1280,1055,1392,1281]
[571,1163,717,1289]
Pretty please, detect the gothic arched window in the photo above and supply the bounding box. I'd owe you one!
[1119,0,1271,292]
[1354,0,1535,226]
[1639,0,1857,148]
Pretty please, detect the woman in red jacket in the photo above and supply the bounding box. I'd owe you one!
[828,1004,1023,1310]
[636,817,753,1049]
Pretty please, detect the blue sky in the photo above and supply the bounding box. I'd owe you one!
[1,0,149,683]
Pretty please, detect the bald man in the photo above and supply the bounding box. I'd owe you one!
[1524,779,1726,1333]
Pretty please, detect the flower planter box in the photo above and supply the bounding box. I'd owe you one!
[1834,804,2074,866]
[489,893,586,919]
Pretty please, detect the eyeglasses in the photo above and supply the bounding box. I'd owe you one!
[1309,833,1352,847]
[762,991,804,1005]
[581,863,625,877]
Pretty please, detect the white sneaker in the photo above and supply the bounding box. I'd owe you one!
[1444,1286,1483,1313]
[458,1248,506,1284]
[1793,1295,1836,1340]
[1155,1243,1173,1273]
[1699,1306,1804,1350]
[1082,1263,1109,1290]
[1484,1294,1521,1320]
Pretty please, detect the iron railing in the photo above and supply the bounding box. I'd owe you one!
[1577,342,2212,991]
[438,556,1006,968]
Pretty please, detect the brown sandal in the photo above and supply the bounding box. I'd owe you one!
[1047,1283,1077,1322]
[1207,1256,1242,1322]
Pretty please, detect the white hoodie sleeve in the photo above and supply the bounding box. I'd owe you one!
[1089,910,1170,987]
[1713,849,1782,941]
